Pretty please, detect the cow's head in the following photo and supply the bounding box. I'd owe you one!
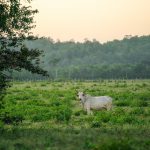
[77,91,85,101]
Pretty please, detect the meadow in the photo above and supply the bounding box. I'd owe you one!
[0,80,150,150]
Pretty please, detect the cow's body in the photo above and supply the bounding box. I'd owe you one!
[77,92,112,114]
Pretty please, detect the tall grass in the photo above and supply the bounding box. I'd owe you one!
[0,80,149,149]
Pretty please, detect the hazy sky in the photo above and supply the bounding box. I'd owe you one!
[29,0,150,42]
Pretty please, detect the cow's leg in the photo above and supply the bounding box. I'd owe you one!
[86,106,90,115]
[87,109,92,115]
[87,107,93,115]
[90,111,93,115]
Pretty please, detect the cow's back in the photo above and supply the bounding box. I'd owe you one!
[86,96,112,109]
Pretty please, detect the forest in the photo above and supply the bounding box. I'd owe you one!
[11,35,150,80]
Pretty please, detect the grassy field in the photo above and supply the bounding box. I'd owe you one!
[0,80,150,150]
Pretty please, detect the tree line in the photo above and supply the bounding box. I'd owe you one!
[11,35,150,80]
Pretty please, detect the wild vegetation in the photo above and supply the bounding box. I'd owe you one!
[0,80,150,149]
[1,1,149,150]
[10,35,150,80]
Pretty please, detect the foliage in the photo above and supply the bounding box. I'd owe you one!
[10,35,150,80]
[84,138,134,150]
[55,105,72,122]
[0,111,24,125]
[0,0,47,100]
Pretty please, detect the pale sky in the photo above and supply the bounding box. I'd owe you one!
[29,0,150,43]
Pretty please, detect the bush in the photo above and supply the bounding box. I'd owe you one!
[91,120,101,128]
[25,85,31,88]
[0,111,24,125]
[115,100,130,106]
[131,99,148,107]
[98,139,133,150]
[40,83,47,87]
[31,112,52,122]
[138,92,150,101]
[14,94,31,101]
[91,112,111,127]
[117,115,136,124]
[74,110,81,116]
[91,108,139,126]
[55,105,72,122]
[98,112,111,123]
[129,107,144,115]
[31,107,55,122]
[51,100,62,107]
[112,107,126,115]
[110,108,139,124]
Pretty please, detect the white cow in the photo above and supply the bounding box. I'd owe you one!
[77,92,112,114]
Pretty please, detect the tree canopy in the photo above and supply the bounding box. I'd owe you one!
[11,35,150,80]
[0,0,47,100]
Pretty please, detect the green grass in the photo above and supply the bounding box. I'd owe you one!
[0,80,150,149]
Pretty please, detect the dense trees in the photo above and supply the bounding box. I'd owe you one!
[12,35,150,80]
[0,0,47,101]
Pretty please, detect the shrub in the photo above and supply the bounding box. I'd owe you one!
[110,108,138,124]
[25,85,31,88]
[91,108,139,126]
[117,115,136,124]
[129,107,144,115]
[138,92,150,101]
[15,94,31,101]
[31,107,54,122]
[55,105,72,122]
[91,120,101,128]
[115,100,130,106]
[131,99,148,107]
[97,139,133,150]
[40,83,47,87]
[26,100,47,106]
[112,107,126,115]
[98,112,111,123]
[31,112,53,122]
[74,110,81,116]
[143,108,150,116]
[14,143,30,150]
[91,112,111,127]
[0,111,24,125]
[84,139,96,149]
[141,83,147,87]
[51,100,62,107]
